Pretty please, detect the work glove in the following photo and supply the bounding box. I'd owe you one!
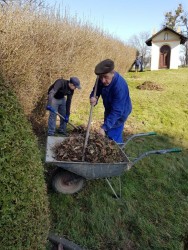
[46,105,51,111]
[64,114,70,123]
[46,105,56,113]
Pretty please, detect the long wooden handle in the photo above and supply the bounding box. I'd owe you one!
[46,105,77,129]
[56,112,77,129]
[82,76,99,161]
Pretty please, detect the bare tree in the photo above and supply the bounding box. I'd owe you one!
[128,31,151,68]
[164,4,188,65]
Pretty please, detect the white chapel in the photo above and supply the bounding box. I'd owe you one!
[145,26,187,70]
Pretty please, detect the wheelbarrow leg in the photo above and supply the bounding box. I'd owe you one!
[119,176,122,198]
[105,176,122,199]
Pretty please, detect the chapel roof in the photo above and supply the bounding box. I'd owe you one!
[145,26,187,46]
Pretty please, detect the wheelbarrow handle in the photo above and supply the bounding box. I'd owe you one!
[121,132,157,149]
[156,148,182,154]
[46,105,77,129]
[147,132,157,136]
[128,147,182,169]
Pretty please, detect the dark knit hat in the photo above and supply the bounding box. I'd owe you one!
[95,59,115,75]
[70,77,81,89]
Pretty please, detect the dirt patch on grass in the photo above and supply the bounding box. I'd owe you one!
[137,81,163,91]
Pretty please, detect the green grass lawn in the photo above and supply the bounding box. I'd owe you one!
[47,68,188,250]
[125,68,188,148]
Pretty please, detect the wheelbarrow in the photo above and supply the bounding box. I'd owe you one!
[45,132,182,198]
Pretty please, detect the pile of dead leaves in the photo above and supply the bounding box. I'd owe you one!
[53,128,126,163]
[71,125,86,136]
[137,81,163,91]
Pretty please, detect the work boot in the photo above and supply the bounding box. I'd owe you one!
[57,129,67,136]
[48,132,55,136]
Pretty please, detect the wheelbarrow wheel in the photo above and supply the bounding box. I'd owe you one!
[52,169,85,194]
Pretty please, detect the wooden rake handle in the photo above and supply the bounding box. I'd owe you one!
[82,76,99,161]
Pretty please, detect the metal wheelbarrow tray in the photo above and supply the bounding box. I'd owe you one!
[45,133,182,196]
[46,136,129,180]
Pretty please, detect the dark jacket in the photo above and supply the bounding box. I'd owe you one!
[48,79,74,115]
[90,72,132,131]
[134,58,140,66]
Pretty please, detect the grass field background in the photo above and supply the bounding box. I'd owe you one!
[47,68,188,249]
[1,3,187,249]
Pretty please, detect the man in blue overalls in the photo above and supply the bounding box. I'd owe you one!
[90,59,132,143]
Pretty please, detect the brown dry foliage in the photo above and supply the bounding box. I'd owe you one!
[0,5,136,118]
[137,81,163,91]
[53,129,127,163]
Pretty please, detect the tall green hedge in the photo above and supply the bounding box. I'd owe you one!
[0,82,50,249]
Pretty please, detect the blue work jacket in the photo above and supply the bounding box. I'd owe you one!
[90,72,132,131]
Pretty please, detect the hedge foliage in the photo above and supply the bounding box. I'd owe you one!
[0,82,50,249]
[0,6,136,116]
